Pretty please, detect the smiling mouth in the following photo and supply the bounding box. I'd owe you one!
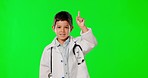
[60,34,66,36]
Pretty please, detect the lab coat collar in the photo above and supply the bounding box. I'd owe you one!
[48,36,76,51]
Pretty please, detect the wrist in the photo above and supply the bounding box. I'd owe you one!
[80,25,86,29]
[80,26,88,33]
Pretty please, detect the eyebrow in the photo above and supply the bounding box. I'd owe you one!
[56,25,69,27]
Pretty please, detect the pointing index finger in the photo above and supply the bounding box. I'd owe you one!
[78,11,80,17]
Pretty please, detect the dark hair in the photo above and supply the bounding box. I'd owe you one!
[53,11,73,27]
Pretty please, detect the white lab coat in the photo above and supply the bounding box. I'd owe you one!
[40,28,97,78]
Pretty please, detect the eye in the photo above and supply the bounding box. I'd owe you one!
[65,26,69,29]
[57,26,61,28]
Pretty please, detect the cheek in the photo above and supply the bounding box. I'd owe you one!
[54,28,59,34]
[65,29,70,34]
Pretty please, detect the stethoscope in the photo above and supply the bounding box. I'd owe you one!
[48,42,84,78]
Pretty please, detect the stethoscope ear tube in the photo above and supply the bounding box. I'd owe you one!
[73,43,82,55]
[48,47,53,78]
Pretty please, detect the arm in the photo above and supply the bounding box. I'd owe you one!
[76,11,97,55]
[79,28,97,55]
[40,47,51,78]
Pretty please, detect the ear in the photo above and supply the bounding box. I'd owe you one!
[52,26,55,32]
[70,26,73,32]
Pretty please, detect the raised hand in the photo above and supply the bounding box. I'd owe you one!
[76,11,85,28]
[76,11,88,33]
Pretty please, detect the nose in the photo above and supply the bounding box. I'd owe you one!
[61,27,64,32]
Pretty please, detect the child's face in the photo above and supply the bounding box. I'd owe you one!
[53,20,72,42]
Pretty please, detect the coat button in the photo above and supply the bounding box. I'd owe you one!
[61,60,63,62]
[62,77,64,78]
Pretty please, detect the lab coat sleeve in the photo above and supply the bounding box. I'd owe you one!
[40,46,51,78]
[78,28,97,55]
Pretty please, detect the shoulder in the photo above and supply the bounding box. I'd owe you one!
[43,38,56,52]
[44,44,51,51]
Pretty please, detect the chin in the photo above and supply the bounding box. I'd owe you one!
[60,37,68,40]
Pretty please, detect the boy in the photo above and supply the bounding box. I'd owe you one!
[40,11,97,78]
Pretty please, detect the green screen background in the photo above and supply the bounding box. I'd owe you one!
[0,0,148,78]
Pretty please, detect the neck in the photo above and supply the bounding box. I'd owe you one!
[58,40,65,45]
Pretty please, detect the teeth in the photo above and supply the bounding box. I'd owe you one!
[60,34,65,35]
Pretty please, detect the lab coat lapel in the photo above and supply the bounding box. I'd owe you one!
[68,36,76,53]
[48,37,61,54]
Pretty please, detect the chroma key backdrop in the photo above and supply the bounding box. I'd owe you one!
[0,0,148,78]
